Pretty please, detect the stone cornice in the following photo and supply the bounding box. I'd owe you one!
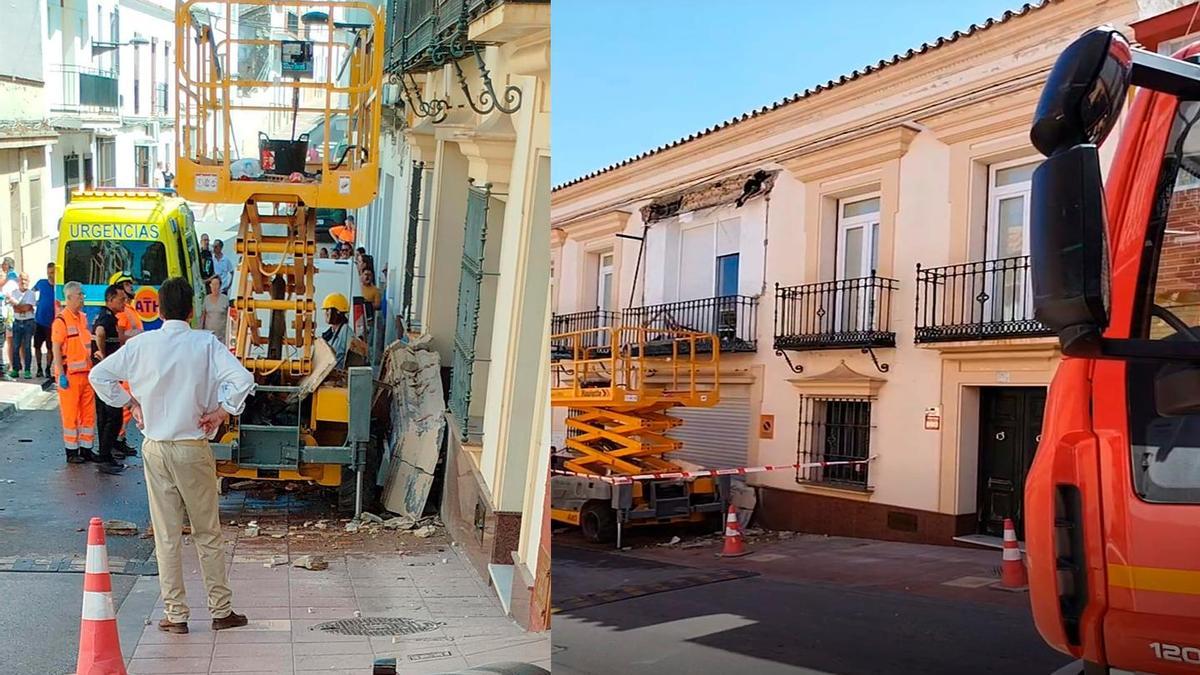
[917,85,1042,145]
[786,361,886,397]
[558,211,629,241]
[781,127,917,182]
[469,2,550,45]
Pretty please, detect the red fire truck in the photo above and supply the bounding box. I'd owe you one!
[1028,26,1200,674]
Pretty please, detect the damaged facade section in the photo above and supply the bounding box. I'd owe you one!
[640,169,779,223]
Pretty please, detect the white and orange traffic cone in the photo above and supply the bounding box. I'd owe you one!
[719,504,748,557]
[76,517,127,675]
[999,518,1028,590]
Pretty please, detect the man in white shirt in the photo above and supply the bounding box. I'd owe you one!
[90,277,255,634]
[8,273,37,379]
[211,239,235,296]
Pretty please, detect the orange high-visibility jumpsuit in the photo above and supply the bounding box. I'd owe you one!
[116,306,144,441]
[52,309,95,452]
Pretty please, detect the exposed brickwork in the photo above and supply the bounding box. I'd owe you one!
[1156,185,1200,334]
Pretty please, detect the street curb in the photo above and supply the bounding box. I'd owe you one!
[0,381,53,421]
[115,574,160,664]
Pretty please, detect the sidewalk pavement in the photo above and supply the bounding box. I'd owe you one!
[119,504,549,674]
[606,529,1030,610]
[0,379,52,418]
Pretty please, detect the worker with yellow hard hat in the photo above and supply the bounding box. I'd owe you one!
[109,272,142,457]
[321,293,350,368]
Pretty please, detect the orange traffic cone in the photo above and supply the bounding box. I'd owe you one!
[999,518,1028,590]
[719,504,748,557]
[76,517,127,675]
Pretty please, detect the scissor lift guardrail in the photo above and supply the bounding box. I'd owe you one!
[551,326,720,477]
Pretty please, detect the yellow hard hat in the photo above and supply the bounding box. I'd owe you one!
[322,293,349,313]
[109,272,133,285]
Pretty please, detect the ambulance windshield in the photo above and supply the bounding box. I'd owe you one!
[63,240,169,287]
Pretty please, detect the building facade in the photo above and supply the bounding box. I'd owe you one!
[0,3,56,276]
[40,0,176,275]
[551,0,1180,547]
[370,0,551,631]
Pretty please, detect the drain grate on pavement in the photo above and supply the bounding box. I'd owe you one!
[313,617,444,636]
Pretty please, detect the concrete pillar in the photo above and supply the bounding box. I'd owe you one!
[478,66,550,510]
[419,141,470,365]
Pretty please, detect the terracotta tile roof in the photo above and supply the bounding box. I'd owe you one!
[553,1,1057,193]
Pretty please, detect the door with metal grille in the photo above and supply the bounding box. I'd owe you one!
[449,181,491,442]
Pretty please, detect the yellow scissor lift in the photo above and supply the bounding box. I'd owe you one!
[550,326,727,545]
[174,1,383,513]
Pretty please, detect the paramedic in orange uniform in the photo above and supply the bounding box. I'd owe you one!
[52,281,96,463]
[111,273,142,456]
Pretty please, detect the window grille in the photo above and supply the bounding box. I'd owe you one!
[796,396,873,488]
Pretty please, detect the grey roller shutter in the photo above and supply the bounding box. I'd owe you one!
[666,393,752,470]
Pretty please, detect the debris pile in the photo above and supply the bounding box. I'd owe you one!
[103,519,138,536]
[344,512,443,538]
[643,527,799,551]
[292,555,329,571]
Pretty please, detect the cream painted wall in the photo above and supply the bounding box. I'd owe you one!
[550,0,1165,522]
[0,83,45,120]
[640,198,768,306]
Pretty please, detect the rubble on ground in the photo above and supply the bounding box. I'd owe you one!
[382,515,416,530]
[292,554,328,571]
[103,519,138,536]
[642,527,805,551]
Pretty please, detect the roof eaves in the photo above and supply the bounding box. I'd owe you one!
[552,1,1055,193]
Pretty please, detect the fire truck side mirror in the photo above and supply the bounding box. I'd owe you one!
[1031,26,1132,156]
[1030,146,1110,357]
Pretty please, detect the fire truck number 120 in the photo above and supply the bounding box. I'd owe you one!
[1151,642,1200,665]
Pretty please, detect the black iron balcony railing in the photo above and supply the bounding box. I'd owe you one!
[50,65,118,116]
[774,275,897,350]
[914,256,1052,343]
[623,295,758,354]
[386,0,550,74]
[550,309,618,357]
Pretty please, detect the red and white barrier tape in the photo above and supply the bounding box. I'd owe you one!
[550,456,877,484]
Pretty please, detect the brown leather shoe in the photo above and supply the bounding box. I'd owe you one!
[211,611,248,631]
[158,618,189,634]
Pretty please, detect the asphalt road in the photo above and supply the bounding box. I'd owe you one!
[0,405,155,675]
[0,571,138,675]
[0,405,154,559]
[552,544,1070,675]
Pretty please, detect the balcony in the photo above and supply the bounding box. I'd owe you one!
[623,295,759,354]
[385,0,550,74]
[549,309,618,358]
[914,256,1052,343]
[49,65,118,117]
[385,0,467,74]
[773,275,897,351]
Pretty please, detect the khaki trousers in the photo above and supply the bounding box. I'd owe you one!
[142,438,232,622]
